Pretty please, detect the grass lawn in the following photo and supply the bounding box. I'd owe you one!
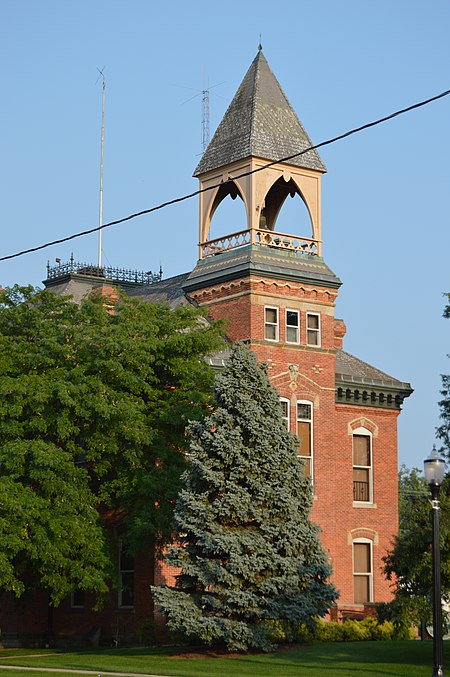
[0,640,449,677]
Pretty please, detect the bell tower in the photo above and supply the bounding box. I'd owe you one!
[183,47,346,604]
[183,47,341,346]
[182,48,413,616]
[193,46,326,259]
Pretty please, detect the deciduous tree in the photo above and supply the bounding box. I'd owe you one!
[383,296,450,624]
[0,285,223,605]
[383,466,450,625]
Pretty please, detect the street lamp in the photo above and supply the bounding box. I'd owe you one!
[424,445,447,677]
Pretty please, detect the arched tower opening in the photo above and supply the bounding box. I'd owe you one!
[259,177,313,236]
[208,181,247,242]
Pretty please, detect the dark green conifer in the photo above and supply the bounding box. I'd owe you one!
[154,343,337,651]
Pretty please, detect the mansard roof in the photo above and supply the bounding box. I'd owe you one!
[127,272,190,307]
[335,348,413,409]
[335,349,410,390]
[194,48,326,176]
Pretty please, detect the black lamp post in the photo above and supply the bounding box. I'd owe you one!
[424,445,447,677]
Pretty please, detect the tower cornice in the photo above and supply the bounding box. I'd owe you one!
[182,245,341,295]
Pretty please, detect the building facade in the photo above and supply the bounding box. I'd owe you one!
[1,49,411,645]
[178,48,412,616]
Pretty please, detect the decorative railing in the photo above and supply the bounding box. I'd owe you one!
[200,228,320,259]
[353,480,370,502]
[46,255,163,285]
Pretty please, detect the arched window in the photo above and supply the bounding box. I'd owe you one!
[353,538,373,604]
[352,427,373,503]
[297,400,313,480]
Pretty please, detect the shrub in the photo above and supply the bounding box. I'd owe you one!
[342,618,372,641]
[297,616,409,643]
[375,602,416,640]
[136,620,157,645]
[372,620,396,641]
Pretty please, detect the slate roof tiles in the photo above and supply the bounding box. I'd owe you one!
[194,48,326,176]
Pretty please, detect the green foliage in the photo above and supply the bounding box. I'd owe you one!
[0,285,223,605]
[383,465,450,626]
[382,297,450,628]
[375,601,416,640]
[136,619,158,645]
[438,294,450,452]
[297,616,409,643]
[153,343,337,652]
[0,439,111,605]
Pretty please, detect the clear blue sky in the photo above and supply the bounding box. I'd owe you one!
[1,0,449,470]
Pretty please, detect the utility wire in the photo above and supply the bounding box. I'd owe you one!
[2,86,450,264]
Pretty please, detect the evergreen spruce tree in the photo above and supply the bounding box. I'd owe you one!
[153,342,337,651]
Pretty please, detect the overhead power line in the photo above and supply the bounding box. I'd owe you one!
[1,86,450,264]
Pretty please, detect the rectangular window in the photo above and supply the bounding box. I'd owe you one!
[297,401,313,479]
[353,434,372,502]
[306,313,321,346]
[70,589,85,609]
[286,309,300,344]
[264,306,279,341]
[353,541,373,604]
[119,547,135,609]
[280,398,290,430]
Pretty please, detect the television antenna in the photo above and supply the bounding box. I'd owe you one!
[176,78,225,152]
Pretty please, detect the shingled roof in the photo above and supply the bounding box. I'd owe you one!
[194,48,326,176]
[335,349,411,390]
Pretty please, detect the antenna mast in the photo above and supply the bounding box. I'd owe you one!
[177,76,223,154]
[201,86,210,152]
[97,70,106,269]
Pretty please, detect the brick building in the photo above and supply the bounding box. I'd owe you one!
[1,48,411,645]
[175,47,412,616]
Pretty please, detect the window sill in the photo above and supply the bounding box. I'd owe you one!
[353,501,377,509]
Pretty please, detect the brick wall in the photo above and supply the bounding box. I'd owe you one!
[188,271,399,610]
[1,550,155,646]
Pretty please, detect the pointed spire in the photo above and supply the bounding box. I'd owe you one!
[194,50,326,176]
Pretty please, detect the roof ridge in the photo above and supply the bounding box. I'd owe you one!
[248,50,260,152]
